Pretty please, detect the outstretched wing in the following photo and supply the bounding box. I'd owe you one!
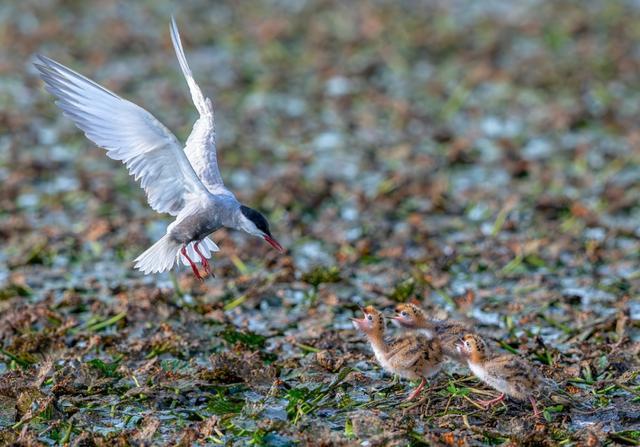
[34,55,211,216]
[170,17,228,195]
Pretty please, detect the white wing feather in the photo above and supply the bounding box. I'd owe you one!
[34,55,210,216]
[170,17,228,195]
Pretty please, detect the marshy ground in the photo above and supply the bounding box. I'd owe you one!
[1,0,639,445]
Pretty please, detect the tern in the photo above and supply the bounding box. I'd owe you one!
[34,18,284,280]
[456,334,541,418]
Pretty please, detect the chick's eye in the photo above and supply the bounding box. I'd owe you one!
[367,315,373,321]
[401,311,408,317]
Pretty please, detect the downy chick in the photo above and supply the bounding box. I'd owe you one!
[456,334,541,417]
[392,303,471,364]
[352,305,443,401]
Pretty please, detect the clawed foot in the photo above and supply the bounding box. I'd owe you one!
[194,242,214,277]
[476,393,505,408]
[180,243,216,280]
[201,258,212,276]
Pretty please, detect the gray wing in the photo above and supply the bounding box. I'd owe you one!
[170,17,228,195]
[34,55,211,216]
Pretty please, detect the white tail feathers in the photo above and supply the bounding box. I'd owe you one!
[134,235,182,274]
[134,236,220,274]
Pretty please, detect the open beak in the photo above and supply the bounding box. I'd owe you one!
[351,307,367,330]
[352,306,365,322]
[351,316,367,331]
[391,313,410,326]
[263,235,285,253]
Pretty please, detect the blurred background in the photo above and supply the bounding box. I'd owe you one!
[1,0,639,445]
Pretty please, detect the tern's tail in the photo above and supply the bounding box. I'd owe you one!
[134,235,181,274]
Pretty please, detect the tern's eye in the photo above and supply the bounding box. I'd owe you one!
[401,311,408,317]
[367,314,373,321]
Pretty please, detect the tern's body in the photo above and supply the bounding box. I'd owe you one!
[457,334,541,417]
[170,196,235,245]
[35,17,283,279]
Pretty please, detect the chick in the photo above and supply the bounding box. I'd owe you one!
[352,305,443,401]
[392,303,470,364]
[456,333,541,417]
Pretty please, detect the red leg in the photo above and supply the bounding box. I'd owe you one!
[181,246,203,281]
[476,393,505,408]
[193,242,213,277]
[405,377,426,401]
[529,396,541,419]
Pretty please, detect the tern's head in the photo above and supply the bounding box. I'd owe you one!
[456,333,487,363]
[392,303,429,328]
[351,305,385,336]
[238,205,284,252]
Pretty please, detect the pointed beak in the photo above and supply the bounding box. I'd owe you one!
[390,314,404,328]
[351,316,367,331]
[351,307,367,330]
[391,312,409,326]
[263,235,284,253]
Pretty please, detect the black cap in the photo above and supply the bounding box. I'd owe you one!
[240,205,272,237]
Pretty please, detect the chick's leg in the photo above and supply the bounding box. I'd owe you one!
[529,396,541,419]
[477,393,505,408]
[405,377,426,401]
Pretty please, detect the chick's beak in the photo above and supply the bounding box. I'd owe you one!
[351,316,367,331]
[263,234,285,252]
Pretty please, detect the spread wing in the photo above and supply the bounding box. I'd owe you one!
[170,17,228,195]
[34,55,210,216]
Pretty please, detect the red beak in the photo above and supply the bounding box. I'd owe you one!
[263,235,285,253]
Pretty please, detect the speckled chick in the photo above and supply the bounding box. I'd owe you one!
[456,334,541,417]
[352,305,443,401]
[392,303,471,364]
